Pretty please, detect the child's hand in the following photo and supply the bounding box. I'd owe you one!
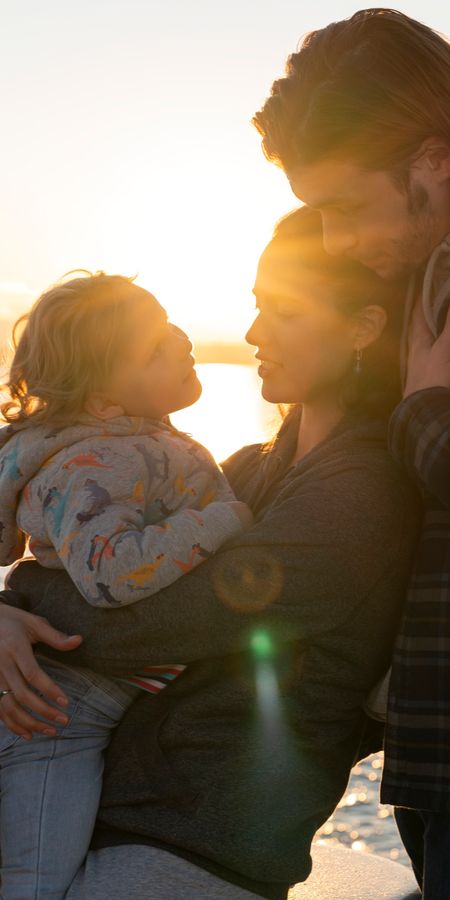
[229,501,254,529]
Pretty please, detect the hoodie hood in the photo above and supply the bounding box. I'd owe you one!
[401,232,450,386]
[422,233,450,338]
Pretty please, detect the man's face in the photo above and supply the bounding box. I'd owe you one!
[288,157,450,280]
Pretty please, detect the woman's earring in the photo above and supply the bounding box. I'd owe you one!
[354,347,363,376]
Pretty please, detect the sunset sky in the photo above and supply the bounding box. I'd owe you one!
[2,0,450,345]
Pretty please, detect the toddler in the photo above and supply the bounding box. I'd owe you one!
[0,272,252,899]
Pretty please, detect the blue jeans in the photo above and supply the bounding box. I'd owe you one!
[395,806,450,900]
[0,657,138,900]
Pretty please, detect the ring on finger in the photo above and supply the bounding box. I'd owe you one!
[0,690,14,699]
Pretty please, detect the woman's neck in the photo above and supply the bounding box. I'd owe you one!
[291,400,345,466]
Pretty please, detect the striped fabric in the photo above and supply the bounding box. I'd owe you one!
[120,664,186,695]
[381,387,450,811]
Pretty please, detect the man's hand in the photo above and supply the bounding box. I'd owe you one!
[0,604,82,739]
[405,299,450,397]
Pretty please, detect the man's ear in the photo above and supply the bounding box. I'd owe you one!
[353,305,388,351]
[411,137,450,183]
[84,392,125,420]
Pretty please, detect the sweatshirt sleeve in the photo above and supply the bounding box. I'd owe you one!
[4,451,418,671]
[389,387,450,509]
[40,453,244,607]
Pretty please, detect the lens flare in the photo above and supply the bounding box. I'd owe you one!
[250,629,274,659]
[212,549,283,612]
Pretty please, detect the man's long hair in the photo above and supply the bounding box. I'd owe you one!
[253,9,450,176]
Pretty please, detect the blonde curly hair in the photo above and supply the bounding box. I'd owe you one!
[1,271,157,428]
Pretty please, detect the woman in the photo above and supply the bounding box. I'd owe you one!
[0,208,420,899]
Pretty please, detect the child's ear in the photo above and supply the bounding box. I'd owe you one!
[84,392,125,420]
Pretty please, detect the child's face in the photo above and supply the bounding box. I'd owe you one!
[101,300,202,420]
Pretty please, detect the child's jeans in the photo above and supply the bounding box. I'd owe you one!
[0,656,138,900]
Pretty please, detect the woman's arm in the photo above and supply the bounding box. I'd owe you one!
[4,456,417,671]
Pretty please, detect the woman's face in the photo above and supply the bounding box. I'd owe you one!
[246,241,358,405]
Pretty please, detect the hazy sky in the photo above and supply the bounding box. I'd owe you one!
[2,0,450,343]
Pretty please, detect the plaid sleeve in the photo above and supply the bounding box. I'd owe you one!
[389,387,450,508]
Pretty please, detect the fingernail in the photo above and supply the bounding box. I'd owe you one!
[55,715,68,724]
[21,734,32,742]
[56,696,69,706]
[44,728,55,736]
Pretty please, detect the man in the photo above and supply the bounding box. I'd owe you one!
[253,8,450,898]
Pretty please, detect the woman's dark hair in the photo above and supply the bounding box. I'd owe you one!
[263,205,404,420]
[253,9,450,177]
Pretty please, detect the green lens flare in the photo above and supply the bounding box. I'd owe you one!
[250,630,273,659]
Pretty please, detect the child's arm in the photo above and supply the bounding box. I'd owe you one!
[41,454,249,608]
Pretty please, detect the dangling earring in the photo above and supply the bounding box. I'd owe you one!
[354,347,363,376]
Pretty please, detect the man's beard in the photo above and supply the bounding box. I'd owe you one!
[389,182,439,278]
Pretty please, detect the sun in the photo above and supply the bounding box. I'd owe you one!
[71,149,293,348]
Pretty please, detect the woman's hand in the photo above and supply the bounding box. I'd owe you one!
[0,604,82,740]
[404,300,450,397]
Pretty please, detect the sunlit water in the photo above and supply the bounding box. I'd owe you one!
[172,363,280,462]
[0,363,407,865]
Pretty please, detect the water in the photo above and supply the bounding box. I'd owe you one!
[172,362,280,462]
[316,753,407,865]
[0,362,407,867]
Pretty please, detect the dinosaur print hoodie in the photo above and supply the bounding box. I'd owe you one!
[0,415,242,607]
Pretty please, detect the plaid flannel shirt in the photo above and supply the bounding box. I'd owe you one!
[381,386,450,811]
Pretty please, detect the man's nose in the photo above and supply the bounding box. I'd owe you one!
[321,214,357,256]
